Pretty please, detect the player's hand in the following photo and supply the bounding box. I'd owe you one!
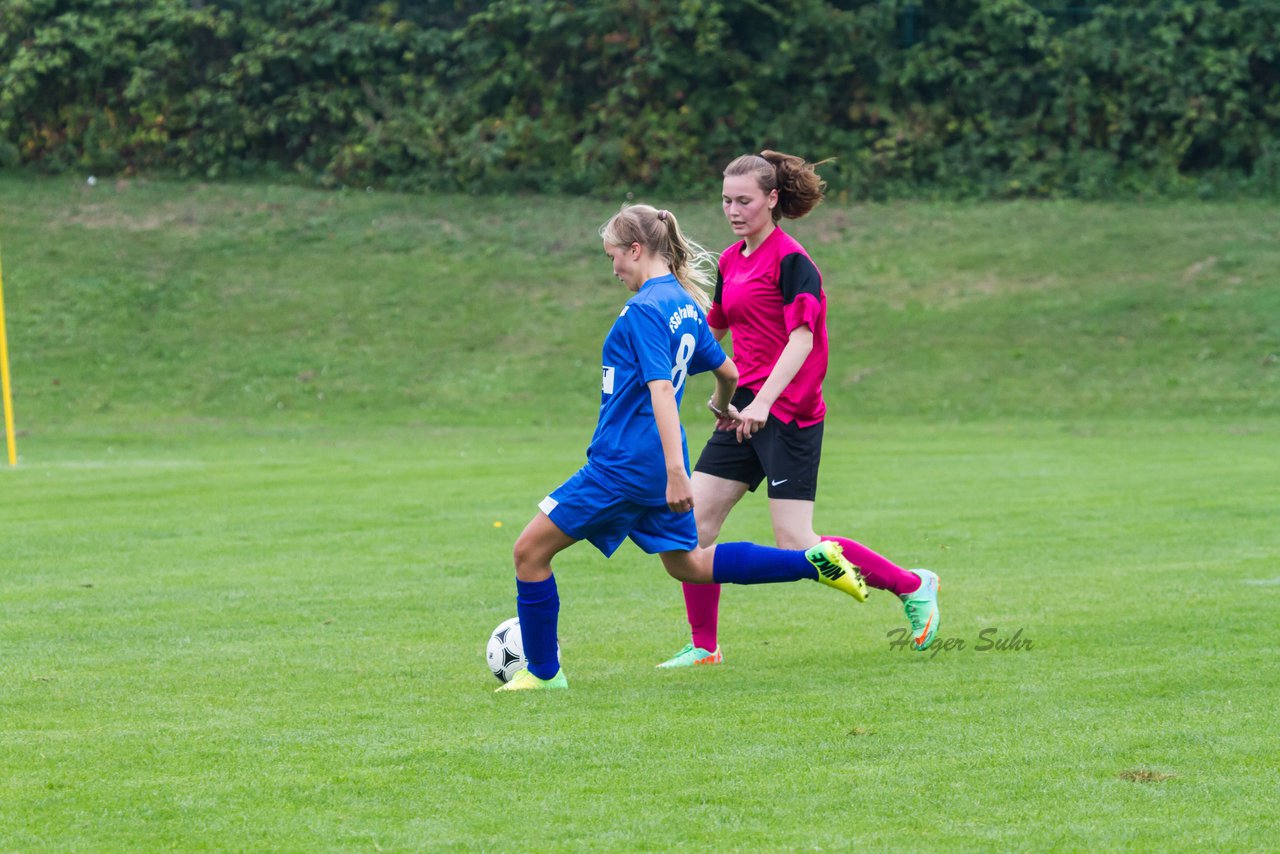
[735,401,768,443]
[666,470,694,514]
[711,407,742,435]
[711,396,742,430]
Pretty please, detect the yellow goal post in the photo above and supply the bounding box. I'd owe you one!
[0,243,16,466]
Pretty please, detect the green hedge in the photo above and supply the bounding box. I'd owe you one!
[2,0,1278,197]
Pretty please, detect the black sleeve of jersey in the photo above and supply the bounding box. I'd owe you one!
[713,268,724,304]
[778,253,822,305]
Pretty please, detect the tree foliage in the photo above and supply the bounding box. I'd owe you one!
[2,0,1277,196]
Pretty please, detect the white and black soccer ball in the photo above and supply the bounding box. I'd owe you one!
[486,617,527,683]
[486,617,559,683]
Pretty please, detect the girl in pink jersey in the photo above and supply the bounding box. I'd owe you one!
[656,150,941,666]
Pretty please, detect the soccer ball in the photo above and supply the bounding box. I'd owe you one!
[485,617,559,683]
[486,617,527,683]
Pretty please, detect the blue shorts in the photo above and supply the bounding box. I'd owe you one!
[538,466,698,557]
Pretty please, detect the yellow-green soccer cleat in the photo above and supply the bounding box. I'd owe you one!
[495,667,569,692]
[901,569,941,651]
[805,541,869,602]
[656,643,724,669]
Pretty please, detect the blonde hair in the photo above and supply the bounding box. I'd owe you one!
[723,149,831,223]
[599,204,715,311]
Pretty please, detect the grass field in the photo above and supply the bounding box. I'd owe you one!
[2,177,1278,850]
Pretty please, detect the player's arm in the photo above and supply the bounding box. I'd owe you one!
[735,252,821,442]
[706,355,740,428]
[647,379,694,514]
[735,325,812,442]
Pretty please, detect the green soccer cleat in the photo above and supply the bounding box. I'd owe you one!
[495,668,569,692]
[656,643,724,669]
[901,569,941,651]
[806,540,869,602]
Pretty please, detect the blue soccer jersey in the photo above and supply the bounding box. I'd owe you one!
[585,274,726,505]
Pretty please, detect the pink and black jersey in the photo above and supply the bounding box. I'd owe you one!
[707,227,828,426]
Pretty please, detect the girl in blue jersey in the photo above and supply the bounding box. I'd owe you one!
[498,205,868,692]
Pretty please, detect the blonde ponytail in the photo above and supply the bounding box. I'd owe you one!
[600,205,715,311]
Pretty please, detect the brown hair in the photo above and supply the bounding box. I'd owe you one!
[599,204,715,311]
[723,150,831,223]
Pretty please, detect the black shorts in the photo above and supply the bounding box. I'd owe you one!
[692,388,823,501]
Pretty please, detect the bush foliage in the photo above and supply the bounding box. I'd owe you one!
[2,0,1278,197]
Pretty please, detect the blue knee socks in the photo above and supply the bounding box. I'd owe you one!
[515,575,560,680]
[711,542,819,585]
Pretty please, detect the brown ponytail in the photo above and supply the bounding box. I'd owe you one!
[723,150,832,222]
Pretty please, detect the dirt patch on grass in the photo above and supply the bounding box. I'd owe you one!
[54,182,297,236]
[1118,768,1176,783]
[62,203,204,234]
